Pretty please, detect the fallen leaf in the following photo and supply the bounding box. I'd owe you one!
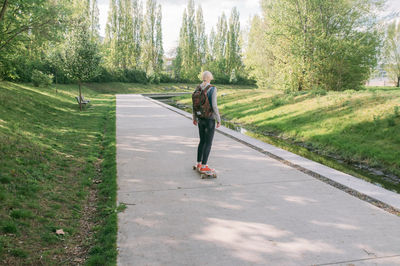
[56,229,65,235]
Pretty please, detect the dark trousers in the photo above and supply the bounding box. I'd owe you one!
[197,118,215,164]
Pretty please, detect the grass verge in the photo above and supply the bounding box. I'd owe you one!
[1,81,185,264]
[174,86,400,193]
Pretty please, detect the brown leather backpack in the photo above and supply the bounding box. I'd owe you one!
[192,84,213,119]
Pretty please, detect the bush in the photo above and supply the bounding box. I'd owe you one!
[147,73,160,84]
[159,72,174,83]
[31,70,53,87]
[309,87,328,96]
[124,69,148,83]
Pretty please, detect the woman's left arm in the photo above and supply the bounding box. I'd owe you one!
[212,87,221,128]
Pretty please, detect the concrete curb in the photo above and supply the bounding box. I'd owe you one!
[145,96,400,213]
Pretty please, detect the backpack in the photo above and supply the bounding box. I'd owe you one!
[192,84,214,119]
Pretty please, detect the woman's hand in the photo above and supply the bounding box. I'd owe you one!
[193,119,197,126]
[216,122,221,128]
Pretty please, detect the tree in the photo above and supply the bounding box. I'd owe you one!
[383,20,400,87]
[226,7,242,83]
[175,8,189,80]
[173,1,208,81]
[248,0,382,91]
[155,4,163,73]
[104,0,119,69]
[132,0,143,69]
[244,15,276,88]
[141,0,164,78]
[207,12,229,82]
[0,0,69,80]
[0,0,65,52]
[196,5,207,65]
[208,27,216,61]
[88,0,100,41]
[64,2,100,110]
[215,13,228,64]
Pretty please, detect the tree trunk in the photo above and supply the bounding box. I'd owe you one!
[397,76,400,88]
[0,0,8,22]
[79,82,82,111]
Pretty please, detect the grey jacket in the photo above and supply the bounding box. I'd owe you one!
[193,83,221,123]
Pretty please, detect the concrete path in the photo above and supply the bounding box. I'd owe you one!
[116,95,400,266]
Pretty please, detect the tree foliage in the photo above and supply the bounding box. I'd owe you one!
[246,0,383,91]
[0,0,69,80]
[104,0,162,80]
[173,2,245,83]
[383,20,400,87]
[63,0,101,109]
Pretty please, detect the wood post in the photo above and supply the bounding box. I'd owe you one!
[78,82,82,111]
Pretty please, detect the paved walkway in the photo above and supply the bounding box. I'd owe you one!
[116,95,400,266]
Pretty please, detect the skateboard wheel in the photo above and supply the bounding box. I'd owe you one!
[192,166,196,170]
[201,174,206,179]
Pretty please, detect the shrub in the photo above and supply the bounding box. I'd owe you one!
[159,72,174,83]
[271,96,287,107]
[309,88,328,96]
[31,70,53,87]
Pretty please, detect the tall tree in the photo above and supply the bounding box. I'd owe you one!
[87,0,100,41]
[132,0,143,69]
[244,15,274,88]
[155,4,163,73]
[141,0,156,76]
[64,0,100,110]
[104,0,144,70]
[226,7,241,82]
[119,0,134,69]
[195,5,207,65]
[383,20,400,87]
[174,1,208,81]
[104,0,119,69]
[208,27,216,61]
[186,0,196,67]
[247,0,382,91]
[215,13,228,64]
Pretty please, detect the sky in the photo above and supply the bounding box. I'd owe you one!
[97,0,400,54]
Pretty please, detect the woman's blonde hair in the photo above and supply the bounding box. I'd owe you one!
[201,71,214,82]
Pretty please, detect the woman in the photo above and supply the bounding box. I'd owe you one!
[193,71,221,173]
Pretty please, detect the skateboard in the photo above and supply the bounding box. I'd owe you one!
[192,165,217,179]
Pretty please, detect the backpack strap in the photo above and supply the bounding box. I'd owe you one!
[206,85,215,111]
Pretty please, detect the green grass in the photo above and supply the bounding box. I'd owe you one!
[0,81,115,264]
[0,82,191,265]
[175,86,400,192]
[0,81,192,264]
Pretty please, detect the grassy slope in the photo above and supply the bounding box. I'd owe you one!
[176,86,400,190]
[0,80,211,264]
[0,81,116,264]
[0,81,195,264]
